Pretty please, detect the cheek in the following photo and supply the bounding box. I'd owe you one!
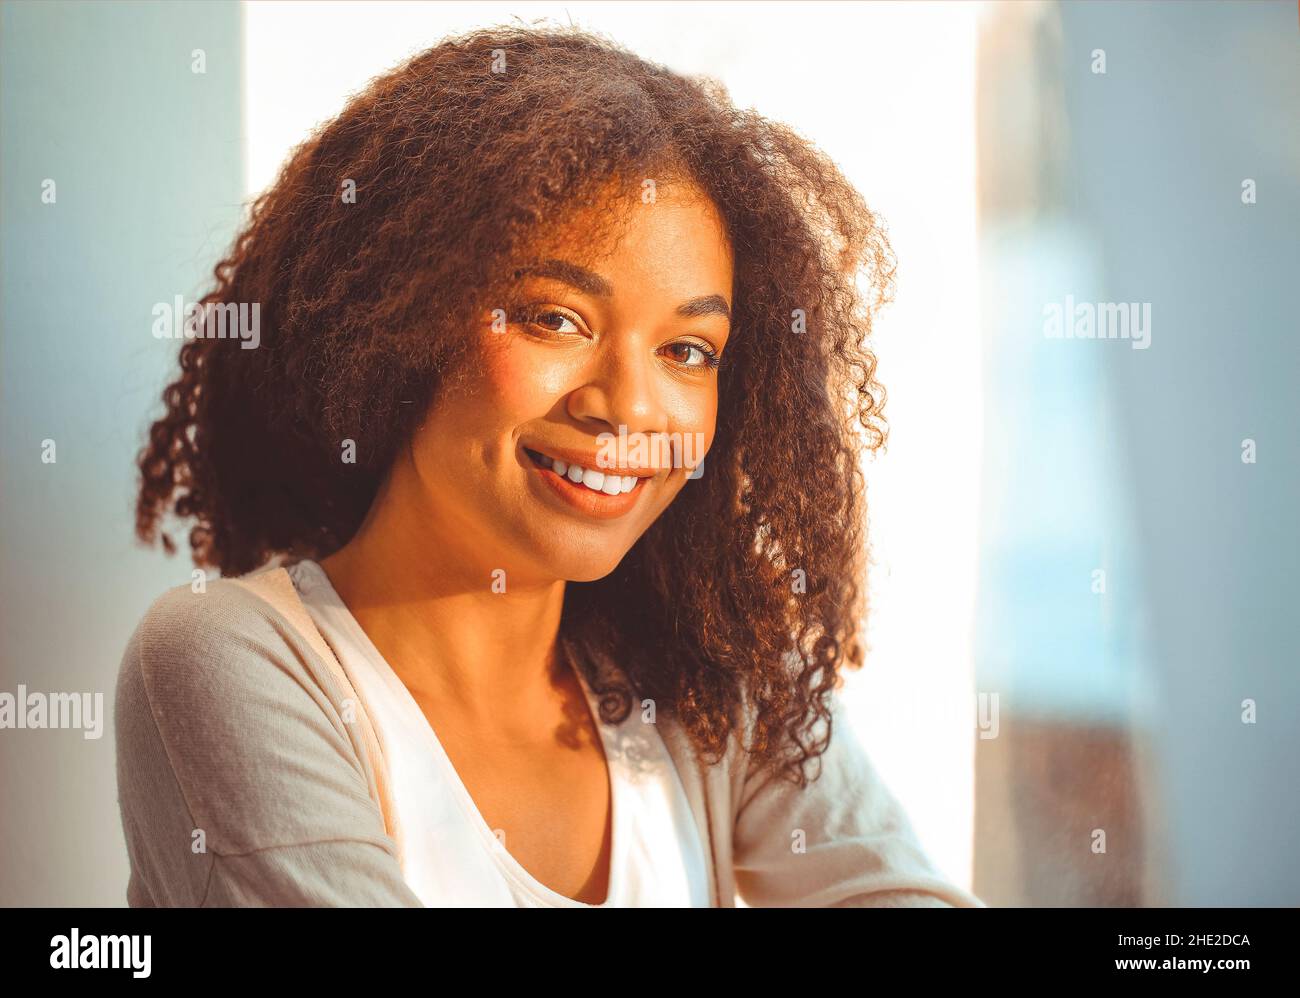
[664,385,719,460]
[482,336,570,416]
[415,340,564,472]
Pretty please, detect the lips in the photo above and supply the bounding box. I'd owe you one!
[522,445,650,520]
[525,448,640,495]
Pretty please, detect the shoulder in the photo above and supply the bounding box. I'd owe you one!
[117,576,324,754]
[124,573,295,670]
[727,689,987,907]
[119,570,343,729]
[115,572,382,856]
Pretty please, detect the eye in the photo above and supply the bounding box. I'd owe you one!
[661,340,721,370]
[529,308,580,334]
[512,306,584,337]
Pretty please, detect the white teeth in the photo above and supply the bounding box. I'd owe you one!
[534,449,641,496]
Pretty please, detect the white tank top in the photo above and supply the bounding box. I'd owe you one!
[286,558,711,907]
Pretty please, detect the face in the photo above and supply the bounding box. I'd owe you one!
[403,180,734,585]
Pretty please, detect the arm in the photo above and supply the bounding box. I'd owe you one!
[731,693,986,908]
[114,583,422,907]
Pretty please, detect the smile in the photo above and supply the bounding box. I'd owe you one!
[523,446,651,520]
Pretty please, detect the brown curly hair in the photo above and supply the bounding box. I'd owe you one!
[135,23,894,787]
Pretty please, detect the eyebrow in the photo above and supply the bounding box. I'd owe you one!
[514,258,731,321]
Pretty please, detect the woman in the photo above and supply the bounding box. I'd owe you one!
[115,24,984,908]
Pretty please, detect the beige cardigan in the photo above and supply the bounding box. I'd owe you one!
[114,566,987,908]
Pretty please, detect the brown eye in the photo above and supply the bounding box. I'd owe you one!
[533,310,578,333]
[662,340,720,369]
[513,307,582,335]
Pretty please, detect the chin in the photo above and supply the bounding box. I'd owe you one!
[525,532,634,584]
[552,551,628,584]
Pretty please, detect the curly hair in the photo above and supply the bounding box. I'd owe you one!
[135,23,894,788]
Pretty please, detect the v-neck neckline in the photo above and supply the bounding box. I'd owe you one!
[293,557,620,908]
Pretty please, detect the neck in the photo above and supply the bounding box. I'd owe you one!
[320,460,568,729]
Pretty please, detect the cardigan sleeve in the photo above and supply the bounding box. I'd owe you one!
[730,692,986,908]
[114,582,422,907]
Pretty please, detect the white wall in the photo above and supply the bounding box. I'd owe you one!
[0,0,244,906]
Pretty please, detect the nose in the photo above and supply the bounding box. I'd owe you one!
[565,334,670,457]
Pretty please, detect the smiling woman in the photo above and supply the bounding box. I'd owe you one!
[386,180,733,584]
[115,23,984,908]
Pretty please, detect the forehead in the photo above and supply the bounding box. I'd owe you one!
[522,180,734,294]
